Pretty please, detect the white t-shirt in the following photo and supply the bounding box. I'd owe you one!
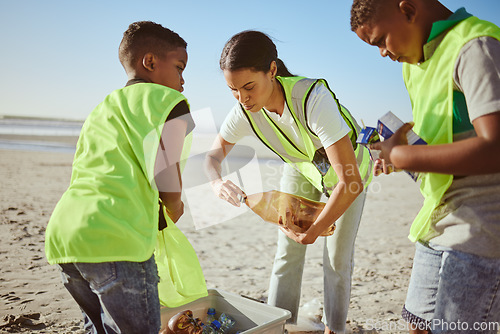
[220,82,351,153]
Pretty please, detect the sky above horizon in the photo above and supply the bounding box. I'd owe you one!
[1,1,499,129]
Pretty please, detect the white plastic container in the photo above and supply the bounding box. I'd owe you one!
[160,289,291,334]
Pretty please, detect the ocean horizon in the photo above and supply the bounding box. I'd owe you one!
[0,115,83,136]
[0,116,82,153]
[0,115,277,161]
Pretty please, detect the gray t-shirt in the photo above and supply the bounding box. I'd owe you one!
[429,36,500,258]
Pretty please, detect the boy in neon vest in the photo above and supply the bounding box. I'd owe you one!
[351,0,500,333]
[44,21,195,333]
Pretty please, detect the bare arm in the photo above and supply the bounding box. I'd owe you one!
[204,134,246,206]
[372,112,500,175]
[281,135,364,244]
[155,118,187,222]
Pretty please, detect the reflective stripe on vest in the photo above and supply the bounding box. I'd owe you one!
[241,76,372,196]
[403,16,500,242]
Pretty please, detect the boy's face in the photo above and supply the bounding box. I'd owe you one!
[355,2,425,64]
[154,47,188,92]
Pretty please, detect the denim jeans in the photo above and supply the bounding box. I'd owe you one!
[404,242,500,334]
[58,255,161,334]
[267,164,366,333]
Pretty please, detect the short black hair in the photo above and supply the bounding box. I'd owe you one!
[119,21,186,71]
[350,0,390,31]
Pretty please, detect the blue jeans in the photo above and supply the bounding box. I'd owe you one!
[58,255,161,334]
[403,242,500,334]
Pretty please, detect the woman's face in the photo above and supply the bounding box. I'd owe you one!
[223,67,274,112]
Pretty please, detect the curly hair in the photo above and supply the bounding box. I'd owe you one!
[350,0,391,31]
[118,21,186,71]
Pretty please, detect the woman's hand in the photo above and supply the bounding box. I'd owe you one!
[205,134,245,206]
[280,225,320,245]
[280,135,364,245]
[276,194,323,244]
[210,179,246,207]
[277,202,322,244]
[370,122,413,175]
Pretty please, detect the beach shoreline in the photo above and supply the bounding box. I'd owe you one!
[0,137,424,333]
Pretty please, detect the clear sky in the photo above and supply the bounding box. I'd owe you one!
[1,1,499,128]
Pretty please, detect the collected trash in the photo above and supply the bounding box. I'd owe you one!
[160,289,290,334]
[244,190,334,236]
[166,308,237,334]
[205,308,216,325]
[164,310,203,334]
[285,299,325,333]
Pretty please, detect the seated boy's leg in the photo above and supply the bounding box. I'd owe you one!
[402,242,442,332]
[59,263,105,333]
[431,249,500,334]
[63,256,161,334]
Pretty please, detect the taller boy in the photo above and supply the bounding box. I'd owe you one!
[351,1,500,333]
[45,21,194,333]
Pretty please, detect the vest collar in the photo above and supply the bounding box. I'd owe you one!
[423,8,473,61]
[125,78,149,87]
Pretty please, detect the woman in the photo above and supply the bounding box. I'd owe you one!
[204,30,372,334]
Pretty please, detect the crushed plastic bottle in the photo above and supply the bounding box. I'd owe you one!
[202,320,221,334]
[217,313,236,334]
[244,190,334,236]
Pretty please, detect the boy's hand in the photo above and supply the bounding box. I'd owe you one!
[210,179,246,207]
[166,201,184,223]
[370,122,414,175]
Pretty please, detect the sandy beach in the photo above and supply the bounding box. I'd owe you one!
[0,133,424,334]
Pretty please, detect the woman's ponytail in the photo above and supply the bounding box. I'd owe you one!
[275,58,294,77]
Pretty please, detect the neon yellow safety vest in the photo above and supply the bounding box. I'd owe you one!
[45,83,191,264]
[403,16,500,242]
[241,76,372,196]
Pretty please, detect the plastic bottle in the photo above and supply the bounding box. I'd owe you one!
[205,308,216,325]
[244,190,334,236]
[202,320,221,334]
[217,313,236,334]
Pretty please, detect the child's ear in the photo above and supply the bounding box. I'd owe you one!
[142,53,156,72]
[399,0,417,23]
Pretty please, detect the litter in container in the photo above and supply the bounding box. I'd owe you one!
[161,289,291,334]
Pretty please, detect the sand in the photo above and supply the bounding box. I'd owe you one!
[0,134,424,334]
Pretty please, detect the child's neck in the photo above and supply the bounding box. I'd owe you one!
[429,1,453,21]
[126,67,154,84]
[127,75,153,83]
[422,1,454,39]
